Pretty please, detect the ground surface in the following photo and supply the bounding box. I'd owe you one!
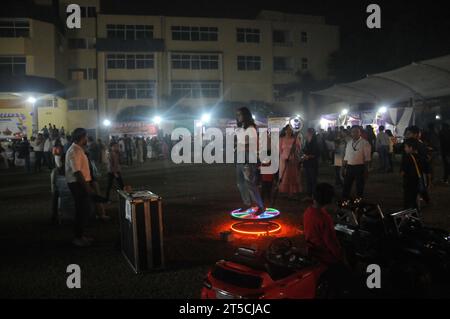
[0,156,449,298]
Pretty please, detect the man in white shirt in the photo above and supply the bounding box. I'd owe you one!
[342,126,372,199]
[34,133,45,172]
[376,125,391,172]
[66,128,95,247]
[43,136,54,169]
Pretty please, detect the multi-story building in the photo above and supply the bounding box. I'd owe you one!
[0,0,339,138]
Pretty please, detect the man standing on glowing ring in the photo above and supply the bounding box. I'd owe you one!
[235,107,265,216]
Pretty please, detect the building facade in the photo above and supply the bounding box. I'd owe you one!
[0,0,339,138]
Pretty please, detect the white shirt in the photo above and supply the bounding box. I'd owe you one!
[344,137,371,165]
[34,139,44,152]
[334,141,347,167]
[65,143,92,183]
[43,139,53,152]
[376,131,390,148]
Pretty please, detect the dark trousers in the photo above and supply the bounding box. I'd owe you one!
[105,172,125,200]
[34,151,43,172]
[403,181,418,209]
[388,153,394,172]
[44,152,54,169]
[443,153,450,182]
[24,155,31,173]
[52,190,59,223]
[125,151,133,166]
[304,166,318,197]
[343,165,365,199]
[335,166,343,186]
[68,182,91,238]
[377,145,390,171]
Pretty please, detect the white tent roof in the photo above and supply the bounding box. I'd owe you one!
[314,54,450,105]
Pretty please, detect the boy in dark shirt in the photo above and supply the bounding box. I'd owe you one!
[401,138,431,209]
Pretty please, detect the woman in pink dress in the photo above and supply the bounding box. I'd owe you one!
[279,125,302,199]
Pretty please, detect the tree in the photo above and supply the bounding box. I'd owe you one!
[115,105,152,122]
[278,70,333,121]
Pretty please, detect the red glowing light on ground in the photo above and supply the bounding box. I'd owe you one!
[230,221,281,236]
[213,219,302,240]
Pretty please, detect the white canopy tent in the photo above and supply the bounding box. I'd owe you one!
[314,54,450,105]
[313,54,450,135]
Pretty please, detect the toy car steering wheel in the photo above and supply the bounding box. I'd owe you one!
[265,238,294,265]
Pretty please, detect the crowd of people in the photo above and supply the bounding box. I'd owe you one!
[272,121,450,211]
[231,107,450,294]
[0,123,175,247]
[0,125,173,173]
[1,115,449,248]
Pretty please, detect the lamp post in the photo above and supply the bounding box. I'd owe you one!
[339,109,349,126]
[102,119,112,141]
[27,96,37,136]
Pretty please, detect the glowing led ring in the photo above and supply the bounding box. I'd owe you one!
[231,221,281,236]
[230,208,280,220]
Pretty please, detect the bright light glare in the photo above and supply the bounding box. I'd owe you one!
[252,115,256,120]
[436,115,441,120]
[27,96,37,104]
[196,121,203,127]
[153,116,162,124]
[320,118,328,128]
[201,113,211,123]
[379,106,388,114]
[103,119,111,127]
[341,109,349,115]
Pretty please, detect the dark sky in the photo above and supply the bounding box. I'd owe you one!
[101,0,450,80]
[100,0,440,27]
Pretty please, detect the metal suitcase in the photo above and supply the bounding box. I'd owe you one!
[118,190,164,273]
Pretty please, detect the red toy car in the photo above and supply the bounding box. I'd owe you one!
[201,238,329,299]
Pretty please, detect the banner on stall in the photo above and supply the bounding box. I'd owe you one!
[110,122,158,136]
[0,112,28,139]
